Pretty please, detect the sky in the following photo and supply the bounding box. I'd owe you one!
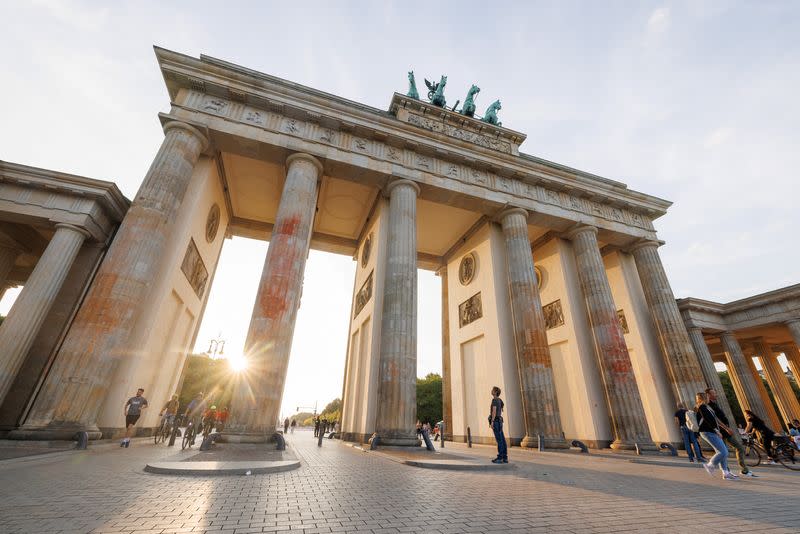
[1,1,798,417]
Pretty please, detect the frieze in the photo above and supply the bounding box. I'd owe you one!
[617,309,629,334]
[180,238,209,298]
[458,292,483,327]
[543,300,565,330]
[406,113,512,154]
[354,271,373,317]
[184,92,654,233]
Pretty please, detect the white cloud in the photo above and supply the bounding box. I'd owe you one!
[647,7,671,34]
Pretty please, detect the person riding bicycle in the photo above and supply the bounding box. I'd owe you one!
[202,405,218,435]
[216,407,230,433]
[744,409,776,463]
[159,394,179,427]
[183,392,207,443]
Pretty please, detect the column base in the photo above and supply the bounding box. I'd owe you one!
[374,430,421,447]
[218,432,271,444]
[610,439,658,451]
[8,423,103,441]
[520,435,570,449]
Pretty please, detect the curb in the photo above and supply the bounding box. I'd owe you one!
[144,459,300,476]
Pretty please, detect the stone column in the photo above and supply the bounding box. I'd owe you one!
[13,121,208,439]
[439,267,453,441]
[743,346,782,430]
[567,226,653,449]
[225,153,322,441]
[720,332,771,422]
[374,179,420,447]
[755,341,800,426]
[686,327,736,424]
[783,344,800,386]
[0,244,21,290]
[787,319,800,349]
[500,208,567,448]
[630,241,706,405]
[0,224,89,405]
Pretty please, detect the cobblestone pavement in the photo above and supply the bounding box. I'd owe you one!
[0,428,798,533]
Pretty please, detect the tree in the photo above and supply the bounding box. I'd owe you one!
[416,373,442,425]
[177,353,237,413]
[320,398,342,424]
[717,371,744,426]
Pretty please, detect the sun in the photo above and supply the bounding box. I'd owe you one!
[227,354,248,372]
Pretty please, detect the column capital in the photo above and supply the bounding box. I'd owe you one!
[53,223,92,240]
[563,224,597,240]
[627,239,664,254]
[162,120,210,152]
[495,207,528,224]
[384,178,420,197]
[286,152,324,175]
[784,318,800,327]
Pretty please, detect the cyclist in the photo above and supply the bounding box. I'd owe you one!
[216,407,230,433]
[183,392,207,444]
[202,405,218,436]
[159,394,179,428]
[744,409,776,463]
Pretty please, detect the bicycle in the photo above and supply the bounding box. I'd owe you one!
[181,418,197,450]
[742,433,800,470]
[153,414,175,445]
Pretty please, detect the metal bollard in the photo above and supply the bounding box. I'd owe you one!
[440,422,445,449]
[538,434,545,452]
[318,431,324,447]
[467,426,472,448]
[570,439,589,453]
[74,431,89,450]
[200,433,218,451]
[659,442,677,456]
[272,432,286,451]
[635,442,642,455]
[168,418,181,447]
[369,433,380,450]
[422,429,435,451]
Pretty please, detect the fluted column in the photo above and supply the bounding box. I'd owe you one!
[720,332,771,423]
[375,179,420,446]
[439,267,453,440]
[13,121,208,439]
[630,241,705,405]
[500,208,567,448]
[686,327,736,424]
[568,226,652,449]
[0,244,21,290]
[743,345,782,430]
[225,153,322,440]
[783,344,800,386]
[0,224,89,405]
[787,320,800,349]
[755,340,800,425]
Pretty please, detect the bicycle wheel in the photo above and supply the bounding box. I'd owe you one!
[181,426,193,450]
[154,424,163,445]
[775,444,800,471]
[743,444,761,467]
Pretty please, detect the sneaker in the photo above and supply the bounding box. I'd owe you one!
[502,459,509,463]
[491,458,503,464]
[740,471,758,478]
[119,440,125,447]
[124,440,130,448]
[702,462,715,476]
[767,460,777,465]
[723,472,739,480]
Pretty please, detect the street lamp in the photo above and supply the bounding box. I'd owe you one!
[204,335,225,395]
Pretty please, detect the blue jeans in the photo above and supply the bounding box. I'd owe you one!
[680,426,704,461]
[700,431,729,472]
[492,419,507,460]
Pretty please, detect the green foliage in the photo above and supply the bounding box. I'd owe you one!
[319,398,342,424]
[416,373,442,425]
[286,412,315,426]
[177,354,237,413]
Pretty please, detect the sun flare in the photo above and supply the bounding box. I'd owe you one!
[227,355,248,372]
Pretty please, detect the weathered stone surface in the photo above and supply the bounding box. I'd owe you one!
[568,226,652,450]
[0,224,89,405]
[225,153,322,439]
[630,241,706,406]
[720,332,772,423]
[12,121,208,439]
[755,340,800,424]
[375,179,420,446]
[686,327,736,425]
[499,208,567,448]
[787,319,800,350]
[439,267,453,440]
[0,244,21,290]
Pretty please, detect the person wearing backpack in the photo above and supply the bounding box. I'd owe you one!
[695,392,738,480]
[674,402,705,463]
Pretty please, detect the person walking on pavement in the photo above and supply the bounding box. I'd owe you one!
[705,388,757,477]
[489,386,508,464]
[674,401,705,463]
[695,392,737,480]
[121,388,148,448]
[284,417,290,434]
[314,416,320,437]
[290,419,297,433]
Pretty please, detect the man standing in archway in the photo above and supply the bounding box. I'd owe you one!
[489,386,508,464]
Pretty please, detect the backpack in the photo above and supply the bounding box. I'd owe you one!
[685,409,702,432]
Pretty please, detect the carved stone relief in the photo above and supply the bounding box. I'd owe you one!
[459,292,483,327]
[617,309,629,334]
[543,300,565,330]
[459,252,477,286]
[181,238,209,298]
[353,271,373,317]
[360,233,372,268]
[406,113,512,153]
[205,203,220,243]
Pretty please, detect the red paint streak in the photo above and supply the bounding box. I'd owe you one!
[274,215,300,237]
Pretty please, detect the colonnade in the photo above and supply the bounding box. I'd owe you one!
[687,321,800,431]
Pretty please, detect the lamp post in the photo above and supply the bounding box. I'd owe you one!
[204,335,225,396]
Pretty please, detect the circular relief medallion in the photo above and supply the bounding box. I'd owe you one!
[360,233,373,268]
[459,252,477,286]
[205,204,220,243]
[534,265,544,289]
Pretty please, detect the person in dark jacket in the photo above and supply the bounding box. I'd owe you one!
[695,392,737,480]
[674,401,704,463]
[744,409,776,463]
[706,388,756,477]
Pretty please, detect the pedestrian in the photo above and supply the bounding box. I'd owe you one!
[314,416,320,437]
[694,392,737,480]
[284,417,290,434]
[789,419,800,448]
[488,386,508,464]
[216,407,229,433]
[159,394,179,428]
[705,387,756,477]
[674,401,704,463]
[290,418,297,433]
[416,419,422,437]
[744,409,776,464]
[121,388,148,448]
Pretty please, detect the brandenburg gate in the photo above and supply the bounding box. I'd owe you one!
[2,48,794,448]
